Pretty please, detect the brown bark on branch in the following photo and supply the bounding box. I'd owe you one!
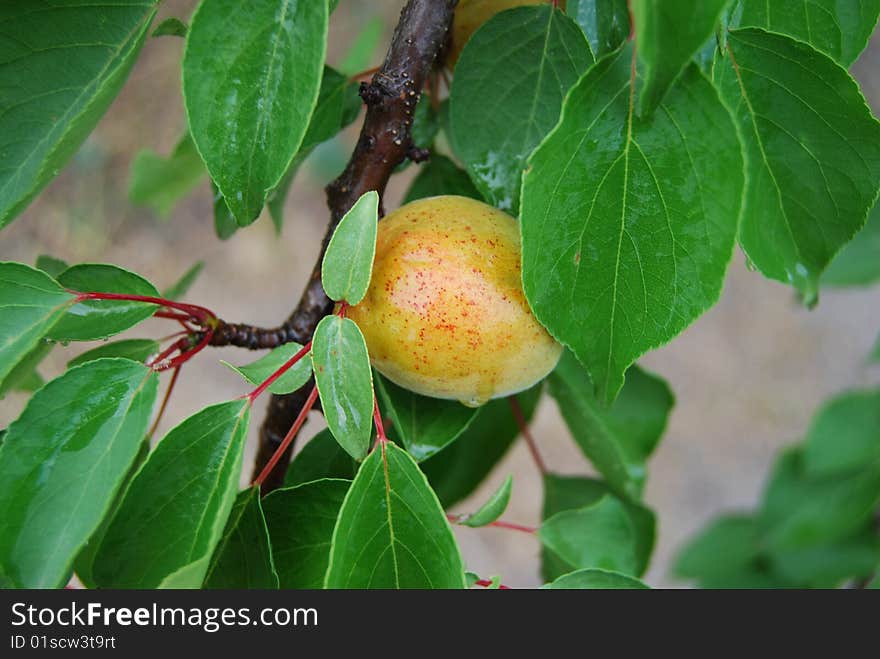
[251,0,457,492]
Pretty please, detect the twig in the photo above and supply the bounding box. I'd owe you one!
[508,395,547,475]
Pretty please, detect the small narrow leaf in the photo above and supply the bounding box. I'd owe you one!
[403,155,483,204]
[375,373,479,462]
[153,17,187,38]
[204,487,278,589]
[0,262,76,384]
[0,1,158,229]
[93,400,250,588]
[35,255,69,279]
[567,0,630,58]
[67,339,160,369]
[450,5,594,212]
[312,316,373,461]
[183,0,328,224]
[822,202,880,288]
[262,479,350,588]
[0,359,158,588]
[222,342,312,395]
[284,429,357,487]
[51,264,160,341]
[321,191,379,305]
[632,0,729,115]
[162,261,205,300]
[325,442,466,588]
[549,352,673,499]
[128,133,206,216]
[715,28,880,302]
[521,49,743,404]
[543,568,649,589]
[461,475,513,528]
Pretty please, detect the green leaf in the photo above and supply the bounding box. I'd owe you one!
[632,0,729,115]
[162,261,204,300]
[267,66,361,233]
[460,475,513,528]
[538,495,648,576]
[422,384,543,507]
[733,0,880,66]
[93,400,250,588]
[183,0,328,225]
[411,94,440,149]
[803,388,880,477]
[321,190,379,305]
[543,568,649,589]
[35,255,69,279]
[312,315,373,461]
[212,182,239,240]
[715,28,880,303]
[450,5,593,212]
[0,342,51,397]
[768,530,880,588]
[51,264,160,341]
[403,155,483,203]
[375,373,479,462]
[567,0,630,58]
[674,514,763,587]
[522,49,743,405]
[336,17,383,76]
[324,442,466,588]
[262,478,350,588]
[0,262,76,384]
[549,351,673,499]
[0,0,158,229]
[204,487,278,589]
[822,202,880,288]
[760,448,880,553]
[284,429,358,487]
[128,133,206,217]
[67,338,160,369]
[541,474,654,580]
[0,359,158,588]
[153,17,187,38]
[221,342,312,395]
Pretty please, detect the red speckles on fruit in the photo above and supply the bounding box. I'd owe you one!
[347,195,562,406]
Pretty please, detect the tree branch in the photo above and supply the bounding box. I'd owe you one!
[252,0,457,491]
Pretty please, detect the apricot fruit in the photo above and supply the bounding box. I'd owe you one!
[448,0,567,69]
[347,195,562,407]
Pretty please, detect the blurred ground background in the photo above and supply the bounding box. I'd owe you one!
[1,1,879,588]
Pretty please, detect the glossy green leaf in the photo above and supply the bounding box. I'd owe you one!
[0,359,158,588]
[715,28,880,303]
[263,478,350,588]
[822,202,880,287]
[51,264,160,341]
[422,384,543,507]
[543,568,649,589]
[0,342,51,397]
[549,351,674,499]
[221,342,312,395]
[153,17,187,38]
[733,0,880,66]
[759,448,880,552]
[93,400,250,588]
[460,475,513,528]
[162,261,204,300]
[0,0,158,229]
[522,49,743,405]
[204,487,278,589]
[312,315,373,461]
[0,262,76,384]
[403,155,483,204]
[450,5,593,212]
[375,373,479,462]
[67,338,160,369]
[321,191,379,305]
[128,133,206,217]
[567,0,630,58]
[212,182,239,240]
[541,474,655,580]
[803,388,880,477]
[183,0,328,225]
[284,429,358,487]
[632,0,729,115]
[325,442,466,588]
[34,255,69,279]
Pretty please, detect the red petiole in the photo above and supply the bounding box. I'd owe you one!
[253,385,320,488]
[245,341,313,403]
